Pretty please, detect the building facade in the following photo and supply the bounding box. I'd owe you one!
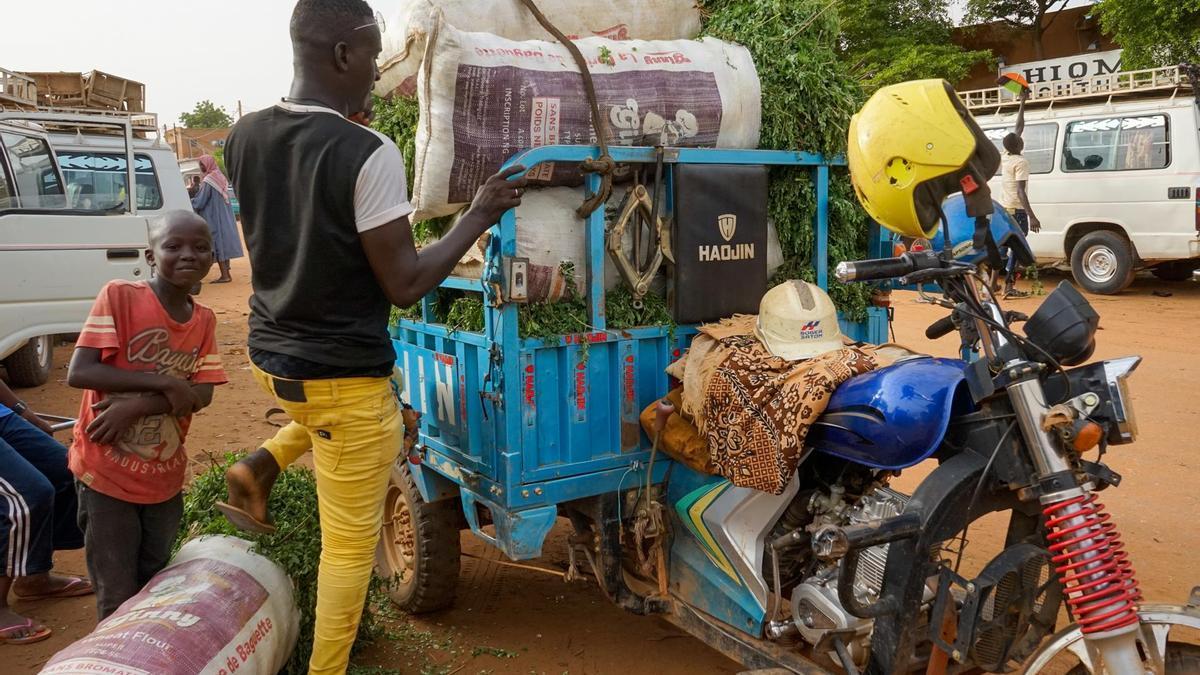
[953,5,1120,91]
[163,126,230,160]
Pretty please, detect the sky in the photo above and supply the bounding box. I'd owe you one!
[2,0,405,130]
[3,0,1096,131]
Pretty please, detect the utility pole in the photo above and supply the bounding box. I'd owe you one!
[237,99,243,120]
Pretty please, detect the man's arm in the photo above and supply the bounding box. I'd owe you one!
[0,379,53,434]
[1017,181,1040,232]
[1014,88,1029,138]
[362,166,527,308]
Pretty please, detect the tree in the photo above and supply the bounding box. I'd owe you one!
[179,100,233,128]
[840,0,992,89]
[1095,0,1200,69]
[967,0,1071,59]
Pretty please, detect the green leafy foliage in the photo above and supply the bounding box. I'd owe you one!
[371,95,453,241]
[175,455,388,675]
[840,0,991,89]
[699,0,872,319]
[1095,0,1200,69]
[179,100,233,128]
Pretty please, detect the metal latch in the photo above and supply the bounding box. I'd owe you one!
[503,256,530,303]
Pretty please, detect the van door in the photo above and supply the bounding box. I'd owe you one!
[0,125,152,366]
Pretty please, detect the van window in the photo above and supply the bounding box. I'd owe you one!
[0,163,12,209]
[57,152,164,210]
[984,123,1058,174]
[1062,115,1170,172]
[1,132,66,209]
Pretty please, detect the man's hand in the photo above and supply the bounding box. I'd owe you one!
[1029,215,1041,233]
[459,165,528,234]
[87,396,148,445]
[161,378,201,417]
[21,408,54,435]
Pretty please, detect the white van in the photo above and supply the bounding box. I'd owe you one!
[0,111,189,386]
[968,66,1200,294]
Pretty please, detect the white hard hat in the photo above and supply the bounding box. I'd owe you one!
[754,280,844,361]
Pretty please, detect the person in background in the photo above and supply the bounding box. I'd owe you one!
[186,174,202,199]
[66,210,228,620]
[191,155,243,284]
[217,1,524,671]
[0,380,92,645]
[999,88,1041,298]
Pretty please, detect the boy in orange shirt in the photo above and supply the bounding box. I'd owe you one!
[66,210,228,619]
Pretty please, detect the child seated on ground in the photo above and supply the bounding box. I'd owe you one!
[66,210,228,620]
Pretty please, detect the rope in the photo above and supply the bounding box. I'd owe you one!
[517,0,615,217]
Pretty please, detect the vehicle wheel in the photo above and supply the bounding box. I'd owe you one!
[375,462,460,613]
[1065,641,1200,674]
[3,335,54,387]
[1070,231,1134,294]
[1151,261,1198,282]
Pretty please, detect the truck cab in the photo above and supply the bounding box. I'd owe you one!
[0,111,187,386]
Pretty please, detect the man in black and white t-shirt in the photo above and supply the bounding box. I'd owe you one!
[220,1,525,671]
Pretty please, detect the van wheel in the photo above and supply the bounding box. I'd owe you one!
[1151,261,1198,282]
[3,336,54,387]
[1070,231,1134,294]
[375,463,460,613]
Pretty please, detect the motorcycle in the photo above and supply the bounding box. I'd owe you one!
[579,221,1200,674]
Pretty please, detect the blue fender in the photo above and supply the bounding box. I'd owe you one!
[807,357,973,470]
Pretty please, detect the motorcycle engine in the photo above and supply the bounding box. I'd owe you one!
[789,485,910,664]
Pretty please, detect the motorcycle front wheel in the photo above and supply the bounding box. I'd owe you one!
[1024,603,1200,673]
[1064,642,1200,673]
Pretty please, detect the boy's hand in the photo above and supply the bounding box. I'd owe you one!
[161,378,201,417]
[87,397,148,445]
[1029,214,1042,233]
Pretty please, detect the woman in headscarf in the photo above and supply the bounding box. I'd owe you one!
[191,155,243,283]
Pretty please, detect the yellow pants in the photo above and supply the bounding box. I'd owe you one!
[251,363,402,675]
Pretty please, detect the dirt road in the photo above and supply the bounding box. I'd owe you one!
[7,260,1199,673]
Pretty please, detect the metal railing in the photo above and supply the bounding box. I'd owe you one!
[959,64,1192,111]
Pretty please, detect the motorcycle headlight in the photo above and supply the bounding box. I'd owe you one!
[1102,356,1141,443]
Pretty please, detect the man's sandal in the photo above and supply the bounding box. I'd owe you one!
[0,618,52,645]
[13,575,93,601]
[215,501,277,535]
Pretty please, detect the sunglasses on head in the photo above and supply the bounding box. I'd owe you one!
[351,10,386,33]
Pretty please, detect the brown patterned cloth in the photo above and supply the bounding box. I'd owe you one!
[700,336,879,494]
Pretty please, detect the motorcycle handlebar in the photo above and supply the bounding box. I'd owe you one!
[925,315,957,340]
[834,251,943,283]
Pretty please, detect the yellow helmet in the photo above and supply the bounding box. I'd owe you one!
[847,79,1000,240]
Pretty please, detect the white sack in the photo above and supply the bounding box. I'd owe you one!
[412,24,762,221]
[41,536,299,675]
[376,0,703,97]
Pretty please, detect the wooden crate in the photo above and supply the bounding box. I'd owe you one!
[0,68,37,108]
[83,70,145,112]
[22,71,86,107]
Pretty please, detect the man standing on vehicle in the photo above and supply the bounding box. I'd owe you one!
[220,1,526,671]
[999,88,1041,298]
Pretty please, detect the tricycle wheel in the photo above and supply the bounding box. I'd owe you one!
[375,463,460,613]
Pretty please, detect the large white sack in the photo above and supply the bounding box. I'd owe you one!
[412,24,762,221]
[451,186,784,303]
[41,536,299,675]
[376,0,703,98]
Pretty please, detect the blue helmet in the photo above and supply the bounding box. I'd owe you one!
[922,194,1033,267]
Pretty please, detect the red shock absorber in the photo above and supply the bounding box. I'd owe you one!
[1043,493,1142,634]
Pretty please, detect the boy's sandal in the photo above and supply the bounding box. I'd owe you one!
[215,501,277,535]
[13,575,93,601]
[0,618,52,645]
